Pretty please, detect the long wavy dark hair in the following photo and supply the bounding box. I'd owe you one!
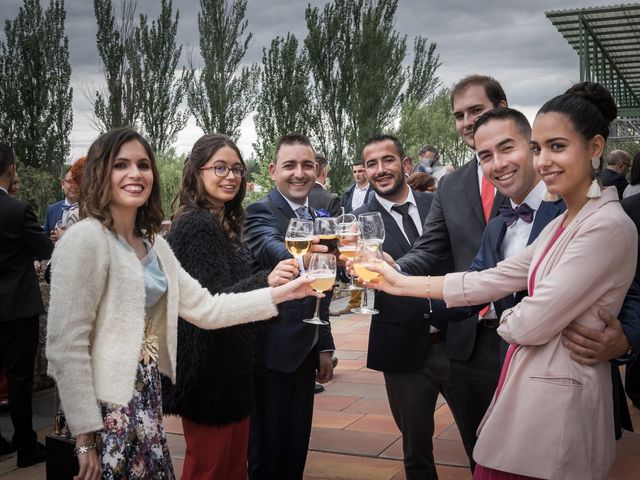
[80,128,163,242]
[172,133,247,247]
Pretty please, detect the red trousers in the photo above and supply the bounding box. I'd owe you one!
[181,416,250,480]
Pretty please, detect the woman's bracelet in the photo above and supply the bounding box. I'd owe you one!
[74,442,97,455]
[426,275,433,313]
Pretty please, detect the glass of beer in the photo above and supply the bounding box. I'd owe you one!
[337,216,362,291]
[351,239,384,315]
[303,253,336,325]
[285,218,314,274]
[314,217,338,254]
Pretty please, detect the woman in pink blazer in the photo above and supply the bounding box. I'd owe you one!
[362,83,637,480]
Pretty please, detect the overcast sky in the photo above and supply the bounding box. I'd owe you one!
[0,0,621,160]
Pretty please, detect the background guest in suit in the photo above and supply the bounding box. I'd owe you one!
[395,75,508,468]
[341,161,372,214]
[308,154,341,217]
[352,134,441,479]
[619,193,640,411]
[623,152,640,198]
[599,149,631,199]
[415,145,447,182]
[0,144,53,467]
[43,166,78,241]
[161,134,299,480]
[367,82,635,480]
[245,133,335,480]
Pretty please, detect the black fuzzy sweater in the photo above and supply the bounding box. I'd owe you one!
[161,208,268,425]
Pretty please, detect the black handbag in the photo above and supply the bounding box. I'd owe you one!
[45,403,79,479]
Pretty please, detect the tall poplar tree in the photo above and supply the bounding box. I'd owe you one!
[92,0,139,132]
[0,0,72,174]
[134,0,190,153]
[187,0,259,139]
[254,33,311,162]
[305,0,440,192]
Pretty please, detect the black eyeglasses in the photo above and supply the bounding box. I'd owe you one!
[200,165,246,178]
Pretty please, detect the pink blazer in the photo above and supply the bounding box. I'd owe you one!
[444,187,637,480]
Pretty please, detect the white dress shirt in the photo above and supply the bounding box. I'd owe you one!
[351,183,369,211]
[375,189,423,243]
[501,181,546,260]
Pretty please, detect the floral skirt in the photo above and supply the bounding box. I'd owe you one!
[98,360,175,480]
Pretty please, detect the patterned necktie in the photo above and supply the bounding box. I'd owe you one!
[499,203,534,227]
[391,202,419,245]
[295,206,313,221]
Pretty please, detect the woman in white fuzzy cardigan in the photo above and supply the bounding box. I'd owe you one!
[46,127,317,480]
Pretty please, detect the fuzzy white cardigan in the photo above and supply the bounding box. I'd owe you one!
[46,218,278,435]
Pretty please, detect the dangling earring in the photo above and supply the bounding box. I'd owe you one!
[587,157,602,199]
[586,178,601,199]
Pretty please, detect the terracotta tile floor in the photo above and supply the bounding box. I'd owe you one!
[1,300,639,478]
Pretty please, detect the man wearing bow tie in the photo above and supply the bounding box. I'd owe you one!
[244,133,335,480]
[471,107,639,440]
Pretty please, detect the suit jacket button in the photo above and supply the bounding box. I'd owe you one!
[424,313,430,319]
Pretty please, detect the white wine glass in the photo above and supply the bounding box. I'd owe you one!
[337,216,362,291]
[285,218,314,275]
[351,239,384,315]
[304,253,336,325]
[358,212,385,242]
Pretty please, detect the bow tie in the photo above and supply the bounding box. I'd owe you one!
[499,203,534,227]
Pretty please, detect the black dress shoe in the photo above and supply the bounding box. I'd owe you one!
[17,441,46,468]
[314,383,325,394]
[0,436,15,456]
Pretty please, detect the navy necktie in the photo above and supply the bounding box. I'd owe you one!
[391,202,419,244]
[499,203,534,227]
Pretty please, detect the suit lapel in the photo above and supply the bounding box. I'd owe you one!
[462,158,486,225]
[268,189,297,232]
[369,197,411,254]
[527,200,564,245]
[493,219,508,262]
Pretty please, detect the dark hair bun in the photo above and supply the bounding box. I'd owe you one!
[565,82,617,123]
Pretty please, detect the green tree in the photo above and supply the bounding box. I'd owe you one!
[92,0,139,132]
[187,0,259,139]
[253,33,311,164]
[14,160,59,222]
[0,0,72,175]
[134,0,190,154]
[395,88,470,168]
[305,0,440,192]
[155,148,184,218]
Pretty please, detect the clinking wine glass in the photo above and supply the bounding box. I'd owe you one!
[337,216,362,291]
[358,211,385,242]
[303,253,336,325]
[314,217,338,254]
[351,239,384,315]
[285,218,314,275]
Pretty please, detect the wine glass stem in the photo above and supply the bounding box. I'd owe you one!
[313,296,321,319]
[298,255,305,275]
[361,287,369,309]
